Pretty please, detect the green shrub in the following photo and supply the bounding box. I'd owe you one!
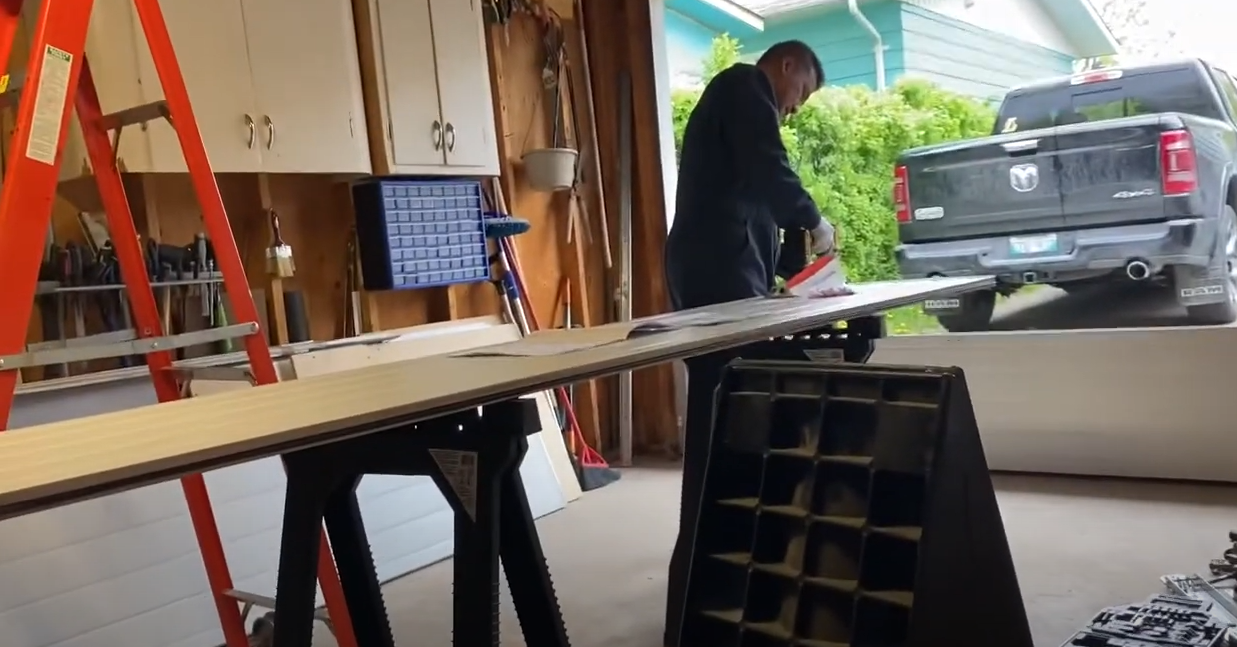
[671,36,997,282]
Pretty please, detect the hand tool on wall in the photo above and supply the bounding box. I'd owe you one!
[36,233,65,380]
[91,242,137,367]
[264,207,294,345]
[487,178,617,490]
[194,232,210,321]
[343,229,362,338]
[568,0,612,268]
[62,242,88,373]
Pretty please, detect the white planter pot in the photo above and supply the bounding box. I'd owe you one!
[522,148,579,192]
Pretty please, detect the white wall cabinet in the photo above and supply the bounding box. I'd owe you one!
[355,0,501,176]
[21,0,371,179]
[131,0,371,175]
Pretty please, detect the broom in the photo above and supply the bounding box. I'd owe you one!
[483,208,620,491]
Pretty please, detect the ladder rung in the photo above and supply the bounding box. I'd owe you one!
[36,275,223,295]
[0,322,259,370]
[99,100,170,131]
[26,328,136,352]
[164,365,257,385]
[223,589,332,623]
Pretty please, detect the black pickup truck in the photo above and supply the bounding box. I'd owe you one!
[895,59,1237,331]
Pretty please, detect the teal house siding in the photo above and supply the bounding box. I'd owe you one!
[666,11,720,84]
[662,0,1106,98]
[898,3,1074,101]
[739,1,906,89]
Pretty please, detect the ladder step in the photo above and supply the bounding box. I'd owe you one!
[0,322,259,370]
[163,365,258,385]
[99,100,171,131]
[25,328,137,353]
[0,71,26,109]
[223,589,332,624]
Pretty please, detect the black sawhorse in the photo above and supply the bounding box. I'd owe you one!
[268,315,884,647]
[269,398,570,647]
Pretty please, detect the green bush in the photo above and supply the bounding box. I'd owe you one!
[671,36,997,283]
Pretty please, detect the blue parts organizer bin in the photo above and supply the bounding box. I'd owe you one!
[351,178,491,291]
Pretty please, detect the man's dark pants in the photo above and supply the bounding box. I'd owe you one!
[663,343,744,647]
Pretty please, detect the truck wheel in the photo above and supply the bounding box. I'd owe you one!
[936,290,996,332]
[1186,206,1237,326]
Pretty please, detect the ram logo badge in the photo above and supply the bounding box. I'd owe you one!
[1009,164,1039,193]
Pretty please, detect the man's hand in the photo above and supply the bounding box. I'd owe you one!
[810,220,836,255]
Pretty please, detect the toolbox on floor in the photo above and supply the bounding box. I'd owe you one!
[677,360,1032,647]
[1061,594,1232,647]
[351,178,491,290]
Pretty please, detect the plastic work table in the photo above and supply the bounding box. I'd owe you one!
[0,276,992,647]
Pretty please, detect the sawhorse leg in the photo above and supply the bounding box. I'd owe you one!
[270,399,571,647]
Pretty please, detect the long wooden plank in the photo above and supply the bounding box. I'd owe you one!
[0,277,992,517]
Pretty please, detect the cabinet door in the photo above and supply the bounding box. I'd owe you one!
[429,0,499,174]
[133,0,262,173]
[241,0,371,174]
[374,0,447,169]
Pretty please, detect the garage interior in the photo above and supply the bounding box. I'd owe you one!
[0,0,1234,645]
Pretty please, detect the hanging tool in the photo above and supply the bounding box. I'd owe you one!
[487,178,618,490]
[60,242,88,374]
[91,241,137,367]
[36,232,65,379]
[266,210,296,278]
[344,229,363,337]
[194,232,210,321]
[570,0,613,268]
[562,36,609,267]
[264,207,295,345]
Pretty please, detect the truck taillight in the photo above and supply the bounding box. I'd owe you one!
[1160,129,1198,196]
[893,165,911,223]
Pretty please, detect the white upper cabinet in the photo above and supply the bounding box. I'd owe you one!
[239,0,371,173]
[355,0,501,176]
[131,0,263,173]
[44,0,372,177]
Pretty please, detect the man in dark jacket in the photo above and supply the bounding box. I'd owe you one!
[663,40,834,646]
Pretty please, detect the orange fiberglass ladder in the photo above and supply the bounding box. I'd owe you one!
[0,1,360,646]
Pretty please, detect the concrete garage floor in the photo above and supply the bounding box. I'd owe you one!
[317,466,1237,647]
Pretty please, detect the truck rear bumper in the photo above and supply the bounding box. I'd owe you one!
[895,218,1214,286]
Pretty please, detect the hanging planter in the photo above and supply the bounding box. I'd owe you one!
[522,147,579,192]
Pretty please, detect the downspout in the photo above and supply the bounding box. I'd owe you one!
[848,0,886,90]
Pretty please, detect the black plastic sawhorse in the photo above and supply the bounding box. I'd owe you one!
[269,399,570,647]
[268,315,884,647]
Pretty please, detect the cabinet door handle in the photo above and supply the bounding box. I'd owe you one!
[444,123,456,153]
[264,115,275,150]
[431,120,443,150]
[244,114,255,149]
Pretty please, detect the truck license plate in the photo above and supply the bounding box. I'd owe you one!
[1009,234,1058,255]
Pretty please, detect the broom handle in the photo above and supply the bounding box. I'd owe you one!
[491,181,591,447]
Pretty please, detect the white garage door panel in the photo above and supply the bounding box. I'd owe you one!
[361,430,568,584]
[872,326,1237,482]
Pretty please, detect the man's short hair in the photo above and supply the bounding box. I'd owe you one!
[757,40,824,88]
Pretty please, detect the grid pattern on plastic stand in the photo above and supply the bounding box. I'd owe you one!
[679,360,1032,647]
[351,178,490,291]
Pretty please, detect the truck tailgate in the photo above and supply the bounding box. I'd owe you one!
[899,130,1065,243]
[1056,115,1167,228]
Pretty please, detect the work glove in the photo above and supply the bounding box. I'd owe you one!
[810,219,836,256]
